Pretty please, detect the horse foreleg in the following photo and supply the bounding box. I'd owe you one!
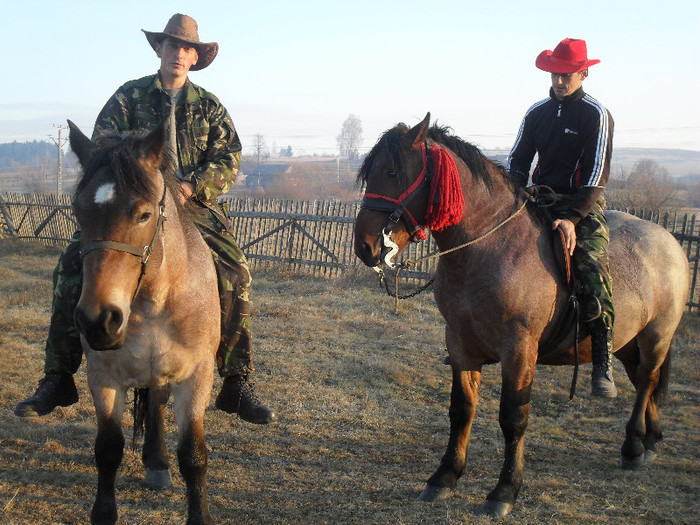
[476,352,534,518]
[420,367,481,502]
[173,373,214,525]
[90,387,126,525]
[142,387,173,490]
[176,417,212,525]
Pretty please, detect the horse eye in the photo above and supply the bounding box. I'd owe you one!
[387,169,397,179]
[138,212,152,223]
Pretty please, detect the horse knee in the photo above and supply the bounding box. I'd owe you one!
[95,421,125,471]
[177,427,208,481]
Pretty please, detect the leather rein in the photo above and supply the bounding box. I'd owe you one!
[79,183,168,301]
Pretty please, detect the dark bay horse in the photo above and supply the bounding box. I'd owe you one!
[68,121,220,525]
[354,113,689,517]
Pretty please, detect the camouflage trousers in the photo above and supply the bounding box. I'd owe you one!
[44,203,254,378]
[550,194,614,331]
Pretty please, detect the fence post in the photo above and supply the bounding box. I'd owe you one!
[0,193,18,237]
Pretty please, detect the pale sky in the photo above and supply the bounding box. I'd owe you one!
[2,0,699,157]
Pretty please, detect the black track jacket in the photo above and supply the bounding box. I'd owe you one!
[507,87,614,224]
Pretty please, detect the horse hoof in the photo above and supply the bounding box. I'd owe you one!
[644,450,657,464]
[475,499,513,518]
[145,468,173,490]
[618,454,644,470]
[418,484,451,502]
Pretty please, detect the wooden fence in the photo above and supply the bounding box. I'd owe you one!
[1,192,698,310]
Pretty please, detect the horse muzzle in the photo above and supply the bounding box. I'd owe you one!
[74,303,128,351]
[354,229,401,269]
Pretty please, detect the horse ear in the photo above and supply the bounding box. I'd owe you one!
[139,121,167,172]
[405,112,431,151]
[67,119,94,167]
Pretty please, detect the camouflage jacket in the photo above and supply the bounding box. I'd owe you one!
[92,72,242,206]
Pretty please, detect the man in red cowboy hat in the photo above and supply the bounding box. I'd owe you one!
[507,38,617,398]
[15,14,277,424]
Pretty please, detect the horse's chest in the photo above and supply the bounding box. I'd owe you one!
[86,326,206,388]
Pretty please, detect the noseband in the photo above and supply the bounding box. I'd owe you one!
[360,141,433,244]
[80,183,168,299]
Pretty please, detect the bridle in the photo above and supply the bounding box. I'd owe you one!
[80,183,167,300]
[360,141,433,260]
[361,140,530,306]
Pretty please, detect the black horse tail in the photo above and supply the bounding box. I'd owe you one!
[653,348,672,406]
[132,388,149,451]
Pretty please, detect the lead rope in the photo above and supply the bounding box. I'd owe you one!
[378,197,529,312]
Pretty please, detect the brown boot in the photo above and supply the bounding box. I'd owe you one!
[591,324,617,398]
[215,376,277,424]
[14,372,79,417]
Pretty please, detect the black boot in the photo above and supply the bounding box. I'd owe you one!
[14,372,79,417]
[215,376,277,424]
[591,324,617,398]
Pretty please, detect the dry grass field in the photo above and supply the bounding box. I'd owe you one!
[0,238,698,524]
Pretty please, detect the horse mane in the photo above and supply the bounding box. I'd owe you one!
[74,131,179,204]
[357,122,502,192]
[357,121,551,229]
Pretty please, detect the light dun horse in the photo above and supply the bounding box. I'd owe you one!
[68,121,220,525]
[354,113,689,517]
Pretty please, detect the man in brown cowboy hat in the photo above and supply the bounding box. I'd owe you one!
[507,37,617,398]
[15,14,277,424]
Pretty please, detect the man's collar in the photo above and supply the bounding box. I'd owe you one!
[152,71,198,101]
[549,86,585,103]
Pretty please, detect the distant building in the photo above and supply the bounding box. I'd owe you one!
[245,164,293,189]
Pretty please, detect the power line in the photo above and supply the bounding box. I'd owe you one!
[49,124,68,194]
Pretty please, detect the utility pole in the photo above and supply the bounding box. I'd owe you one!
[50,124,68,194]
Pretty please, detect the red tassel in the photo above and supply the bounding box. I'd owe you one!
[426,147,464,231]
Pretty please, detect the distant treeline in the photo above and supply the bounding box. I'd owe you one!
[0,140,57,168]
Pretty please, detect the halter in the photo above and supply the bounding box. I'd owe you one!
[80,183,168,300]
[360,141,433,244]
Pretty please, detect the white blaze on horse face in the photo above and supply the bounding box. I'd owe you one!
[94,183,116,205]
[382,230,399,268]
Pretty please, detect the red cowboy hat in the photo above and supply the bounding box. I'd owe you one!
[535,38,600,74]
[142,14,218,71]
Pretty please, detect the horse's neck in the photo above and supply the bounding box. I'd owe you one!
[143,192,193,298]
[447,162,529,245]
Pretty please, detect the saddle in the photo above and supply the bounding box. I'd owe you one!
[538,226,584,398]
[538,226,580,357]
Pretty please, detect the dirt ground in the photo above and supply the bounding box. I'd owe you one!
[0,239,698,524]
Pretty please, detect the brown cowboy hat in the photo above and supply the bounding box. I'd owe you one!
[535,38,600,74]
[142,14,218,71]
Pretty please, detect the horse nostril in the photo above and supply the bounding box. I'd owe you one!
[101,306,124,336]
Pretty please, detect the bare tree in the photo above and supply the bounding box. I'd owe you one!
[252,133,269,164]
[606,158,677,210]
[337,114,362,161]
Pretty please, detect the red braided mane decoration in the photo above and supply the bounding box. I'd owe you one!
[425,146,465,231]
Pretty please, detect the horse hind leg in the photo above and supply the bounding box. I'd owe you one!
[420,366,481,502]
[140,387,173,490]
[638,342,670,465]
[615,334,670,470]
